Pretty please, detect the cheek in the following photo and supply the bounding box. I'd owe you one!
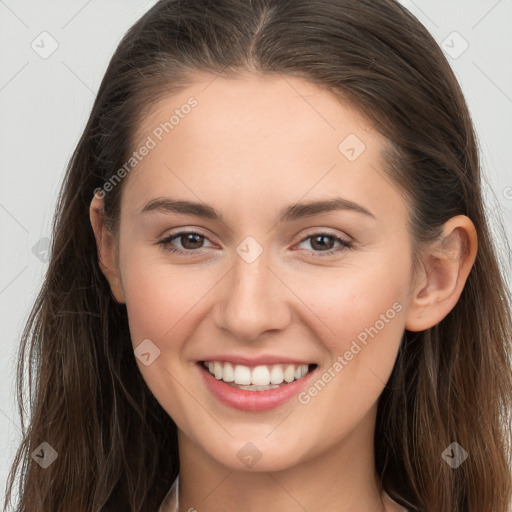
[301,257,409,354]
[119,259,212,423]
[336,277,406,351]
[289,276,406,449]
[121,254,212,350]
[294,254,409,414]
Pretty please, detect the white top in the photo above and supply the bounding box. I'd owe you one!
[157,476,179,512]
[157,476,409,511]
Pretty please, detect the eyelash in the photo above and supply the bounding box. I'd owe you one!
[157,229,354,257]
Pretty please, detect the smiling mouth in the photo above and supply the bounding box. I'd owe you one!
[200,361,318,391]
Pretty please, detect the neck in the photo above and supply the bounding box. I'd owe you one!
[176,407,398,512]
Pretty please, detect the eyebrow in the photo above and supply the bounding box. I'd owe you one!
[139,196,375,223]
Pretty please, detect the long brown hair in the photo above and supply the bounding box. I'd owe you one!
[4,1,511,510]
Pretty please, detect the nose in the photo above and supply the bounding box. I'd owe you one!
[213,249,292,342]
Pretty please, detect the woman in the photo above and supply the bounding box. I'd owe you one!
[4,0,511,511]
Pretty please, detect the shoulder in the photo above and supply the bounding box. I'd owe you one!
[382,490,414,512]
[157,476,179,512]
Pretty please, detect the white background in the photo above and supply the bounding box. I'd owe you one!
[1,0,511,508]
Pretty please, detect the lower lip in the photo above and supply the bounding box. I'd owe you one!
[198,363,317,412]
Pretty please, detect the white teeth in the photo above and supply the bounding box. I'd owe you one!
[270,365,284,384]
[237,384,280,391]
[214,361,223,380]
[223,362,235,382]
[284,365,295,383]
[203,361,311,386]
[251,365,271,386]
[234,365,252,385]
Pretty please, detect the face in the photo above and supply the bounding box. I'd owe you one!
[103,73,418,472]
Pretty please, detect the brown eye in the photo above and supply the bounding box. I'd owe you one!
[297,233,353,256]
[309,234,336,251]
[158,230,214,255]
[177,233,204,250]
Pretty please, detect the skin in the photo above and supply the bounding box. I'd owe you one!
[90,72,477,512]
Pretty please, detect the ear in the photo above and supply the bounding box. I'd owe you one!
[89,192,126,303]
[405,215,477,332]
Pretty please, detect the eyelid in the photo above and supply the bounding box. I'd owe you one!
[158,228,215,248]
[298,228,352,243]
[157,227,354,256]
[294,231,354,255]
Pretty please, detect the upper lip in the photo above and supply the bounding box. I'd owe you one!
[198,354,315,367]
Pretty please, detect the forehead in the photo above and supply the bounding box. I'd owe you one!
[134,71,375,148]
[122,72,404,225]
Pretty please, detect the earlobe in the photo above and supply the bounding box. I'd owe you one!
[89,193,126,303]
[405,215,477,332]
